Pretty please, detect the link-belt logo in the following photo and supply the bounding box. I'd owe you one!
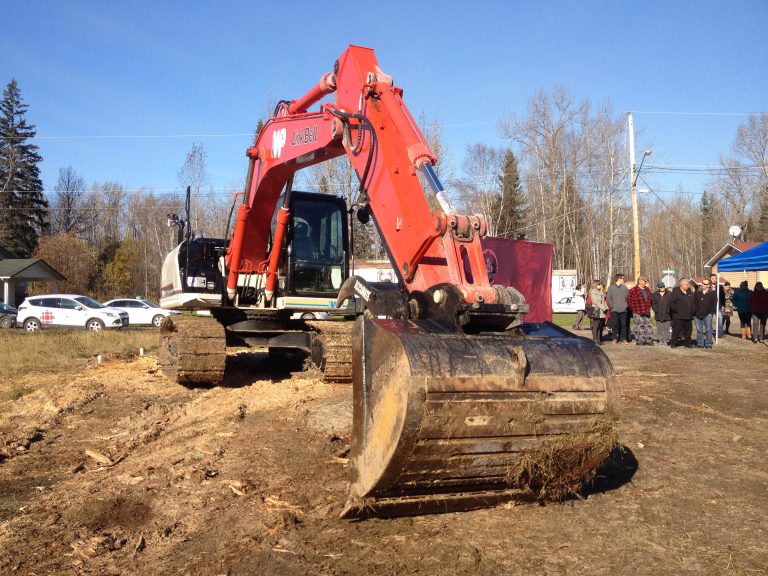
[272,128,287,158]
[291,126,318,146]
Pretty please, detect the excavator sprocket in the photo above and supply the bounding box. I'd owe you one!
[159,316,227,385]
[341,316,620,518]
[307,320,354,384]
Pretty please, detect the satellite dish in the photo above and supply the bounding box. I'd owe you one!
[729,225,741,240]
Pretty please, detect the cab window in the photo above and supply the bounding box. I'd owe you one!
[290,198,346,296]
[59,299,80,310]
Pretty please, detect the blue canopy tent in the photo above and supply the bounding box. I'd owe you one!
[717,241,768,272]
[715,240,768,343]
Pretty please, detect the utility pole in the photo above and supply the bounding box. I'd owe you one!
[627,113,651,283]
[627,112,640,282]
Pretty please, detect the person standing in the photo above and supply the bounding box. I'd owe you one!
[669,279,696,348]
[694,279,718,349]
[710,273,725,337]
[572,284,587,330]
[748,282,768,343]
[651,281,672,346]
[587,280,608,345]
[628,277,653,345]
[732,281,753,341]
[606,273,630,344]
[722,281,735,335]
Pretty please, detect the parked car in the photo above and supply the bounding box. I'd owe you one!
[552,296,585,313]
[103,298,177,327]
[15,294,129,332]
[0,302,17,329]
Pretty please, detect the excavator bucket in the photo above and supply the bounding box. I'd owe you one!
[341,315,620,518]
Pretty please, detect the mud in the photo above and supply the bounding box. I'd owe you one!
[1,336,767,575]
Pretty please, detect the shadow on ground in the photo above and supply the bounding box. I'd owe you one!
[583,445,638,496]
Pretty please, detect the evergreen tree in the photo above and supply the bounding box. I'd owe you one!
[0,79,48,257]
[494,149,527,239]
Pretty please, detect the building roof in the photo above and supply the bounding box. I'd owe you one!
[0,259,66,281]
[704,242,755,268]
[733,242,761,252]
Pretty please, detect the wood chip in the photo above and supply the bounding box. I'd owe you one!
[265,496,301,513]
[84,449,113,466]
[229,484,245,496]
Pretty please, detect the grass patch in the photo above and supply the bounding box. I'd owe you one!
[0,328,159,383]
[551,313,578,328]
[507,419,619,501]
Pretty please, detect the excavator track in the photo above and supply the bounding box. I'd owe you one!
[307,320,353,384]
[341,316,620,518]
[158,316,227,385]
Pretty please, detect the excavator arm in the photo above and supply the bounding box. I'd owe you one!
[225,46,522,322]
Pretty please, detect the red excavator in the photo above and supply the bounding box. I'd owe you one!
[159,45,620,518]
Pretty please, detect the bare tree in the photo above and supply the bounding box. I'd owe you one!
[710,114,768,240]
[177,142,207,234]
[498,86,627,283]
[84,181,126,249]
[50,166,87,235]
[453,143,504,235]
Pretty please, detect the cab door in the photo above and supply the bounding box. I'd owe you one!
[287,194,348,296]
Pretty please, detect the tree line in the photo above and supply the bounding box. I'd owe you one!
[2,78,767,303]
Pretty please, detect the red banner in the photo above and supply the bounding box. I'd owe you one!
[480,237,554,323]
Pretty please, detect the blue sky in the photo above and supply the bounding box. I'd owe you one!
[2,0,766,204]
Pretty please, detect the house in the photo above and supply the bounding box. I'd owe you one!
[0,245,66,306]
[704,241,767,287]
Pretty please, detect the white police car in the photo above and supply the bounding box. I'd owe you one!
[103,297,177,327]
[15,294,129,332]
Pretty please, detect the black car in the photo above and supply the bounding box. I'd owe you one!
[0,302,17,329]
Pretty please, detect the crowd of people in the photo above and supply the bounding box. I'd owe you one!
[572,273,768,348]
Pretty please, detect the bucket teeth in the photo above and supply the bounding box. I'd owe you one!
[344,316,620,518]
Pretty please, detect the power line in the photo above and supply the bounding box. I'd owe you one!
[637,174,701,230]
[632,110,766,117]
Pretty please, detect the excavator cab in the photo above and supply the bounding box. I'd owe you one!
[284,192,348,297]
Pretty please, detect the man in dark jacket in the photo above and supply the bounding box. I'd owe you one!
[694,279,718,348]
[651,281,672,346]
[628,277,653,345]
[669,279,696,348]
[606,273,630,343]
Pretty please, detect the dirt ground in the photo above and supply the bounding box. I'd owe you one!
[1,332,767,575]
